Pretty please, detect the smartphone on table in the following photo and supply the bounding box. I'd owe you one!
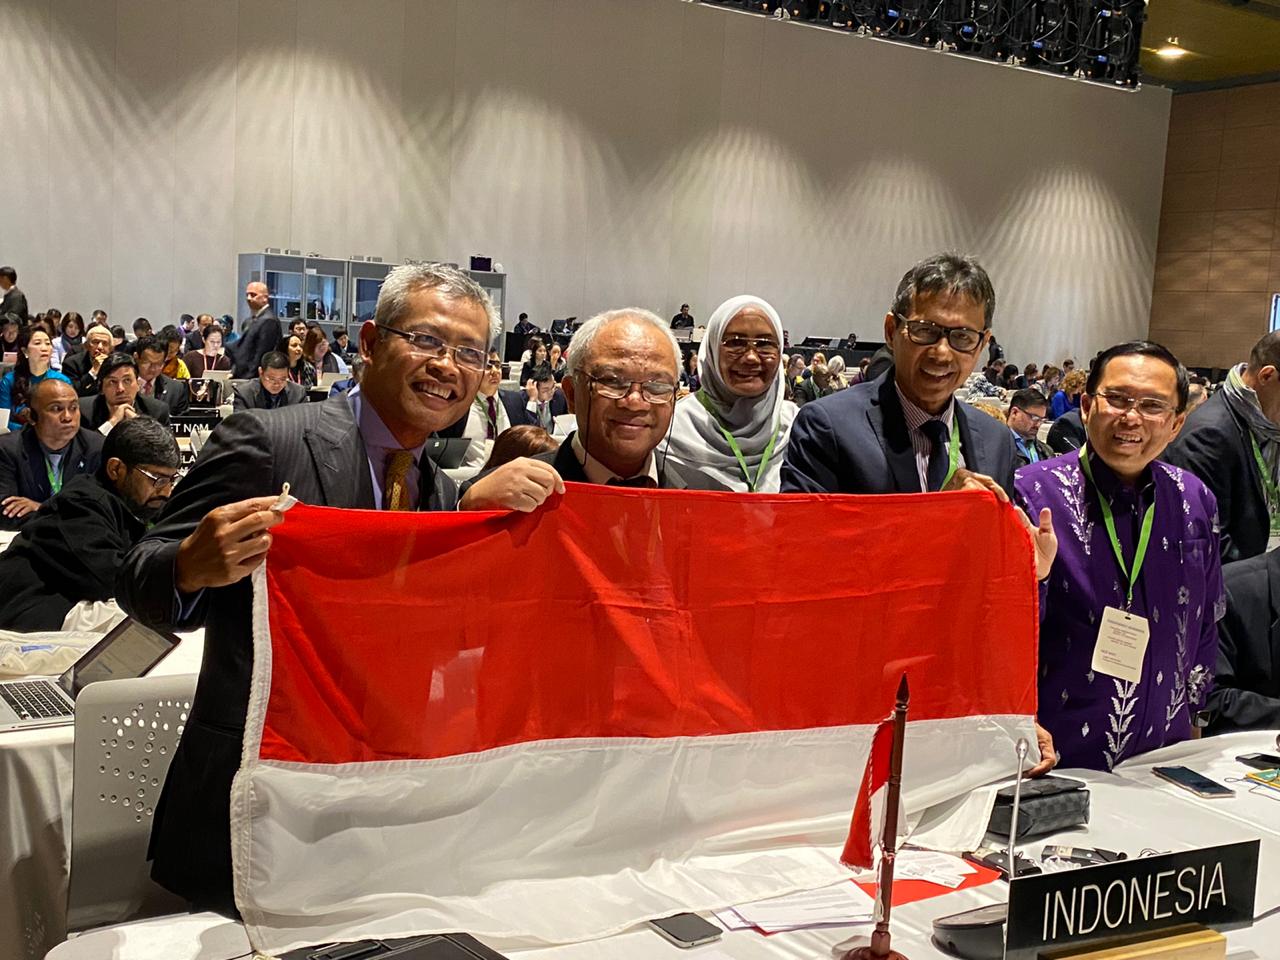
[1152,765,1233,798]
[1236,752,1280,771]
[648,913,723,948]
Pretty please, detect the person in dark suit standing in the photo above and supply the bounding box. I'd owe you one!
[0,378,103,528]
[0,418,179,631]
[78,353,171,432]
[781,253,1020,499]
[230,351,307,411]
[462,308,704,507]
[1164,332,1280,563]
[1207,549,1280,733]
[115,262,500,917]
[230,280,281,379]
[0,266,30,324]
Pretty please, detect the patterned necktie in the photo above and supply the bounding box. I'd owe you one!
[142,380,153,397]
[384,450,416,511]
[921,419,951,493]
[486,396,498,440]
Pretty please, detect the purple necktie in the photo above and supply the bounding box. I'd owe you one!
[486,396,498,439]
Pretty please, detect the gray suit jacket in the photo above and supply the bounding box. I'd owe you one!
[115,394,457,916]
[780,371,1017,496]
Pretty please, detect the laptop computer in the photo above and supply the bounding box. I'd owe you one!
[201,369,232,382]
[0,618,181,733]
[316,370,343,390]
[425,437,472,469]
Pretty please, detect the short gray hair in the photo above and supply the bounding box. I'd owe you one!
[374,261,502,347]
[564,308,681,378]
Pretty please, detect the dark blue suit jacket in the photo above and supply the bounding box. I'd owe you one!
[0,426,104,529]
[780,372,1016,496]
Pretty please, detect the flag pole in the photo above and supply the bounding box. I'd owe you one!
[844,672,910,960]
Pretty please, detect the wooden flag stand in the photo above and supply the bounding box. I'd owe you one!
[843,674,911,960]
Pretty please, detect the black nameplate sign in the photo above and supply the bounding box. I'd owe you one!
[1004,840,1258,959]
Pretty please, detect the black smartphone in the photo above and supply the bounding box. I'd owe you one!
[648,913,722,948]
[1236,752,1280,771]
[1152,765,1233,798]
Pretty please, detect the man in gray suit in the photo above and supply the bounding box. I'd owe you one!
[116,262,500,916]
[230,350,307,411]
[229,280,281,379]
[782,253,1020,498]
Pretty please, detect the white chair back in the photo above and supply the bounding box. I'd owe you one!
[67,675,196,932]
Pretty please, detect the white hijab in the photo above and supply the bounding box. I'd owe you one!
[665,295,797,492]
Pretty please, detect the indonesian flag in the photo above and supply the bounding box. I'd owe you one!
[231,485,1038,955]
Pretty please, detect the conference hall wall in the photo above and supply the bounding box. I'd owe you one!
[4,0,1170,365]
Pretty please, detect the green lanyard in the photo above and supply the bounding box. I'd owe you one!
[696,389,781,492]
[44,456,63,496]
[936,425,961,490]
[1078,445,1155,608]
[1248,434,1280,524]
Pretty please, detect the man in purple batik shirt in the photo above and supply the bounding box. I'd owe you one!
[1015,342,1224,772]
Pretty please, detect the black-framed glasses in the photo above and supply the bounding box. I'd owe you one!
[134,466,182,490]
[1092,390,1176,420]
[585,373,676,404]
[894,316,986,354]
[376,323,488,372]
[720,336,781,359]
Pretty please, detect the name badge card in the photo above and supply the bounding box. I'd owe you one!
[1091,607,1149,684]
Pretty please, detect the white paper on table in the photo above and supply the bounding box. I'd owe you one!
[890,848,975,888]
[712,908,753,931]
[732,882,875,933]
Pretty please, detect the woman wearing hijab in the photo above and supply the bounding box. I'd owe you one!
[666,295,797,493]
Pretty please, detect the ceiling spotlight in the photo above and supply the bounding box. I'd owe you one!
[1156,37,1189,58]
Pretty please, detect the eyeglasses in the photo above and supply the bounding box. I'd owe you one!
[585,373,676,404]
[485,359,502,371]
[895,316,986,354]
[376,323,488,372]
[1093,391,1176,420]
[720,336,781,359]
[134,466,182,490]
[1014,408,1045,426]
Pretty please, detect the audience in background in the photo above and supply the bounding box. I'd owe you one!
[1015,341,1219,771]
[524,368,567,433]
[184,325,232,377]
[110,325,127,350]
[520,341,549,387]
[61,322,116,396]
[51,312,85,370]
[512,312,538,337]
[548,342,567,381]
[232,351,306,411]
[130,317,153,347]
[304,326,340,378]
[1165,332,1280,563]
[1,315,20,355]
[1186,375,1209,412]
[331,327,356,362]
[1208,550,1280,733]
[666,295,797,493]
[0,417,179,631]
[1051,369,1086,418]
[482,425,559,471]
[0,266,30,323]
[135,337,190,417]
[1035,364,1062,399]
[79,353,171,433]
[289,318,309,340]
[793,363,833,406]
[826,355,849,391]
[278,333,314,387]
[1008,388,1053,468]
[1,326,74,430]
[158,325,191,380]
[0,378,103,528]
[1047,407,1086,453]
[680,350,701,393]
[461,349,535,467]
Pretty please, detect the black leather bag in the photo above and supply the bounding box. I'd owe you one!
[987,774,1089,840]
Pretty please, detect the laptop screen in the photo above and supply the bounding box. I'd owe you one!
[57,619,181,700]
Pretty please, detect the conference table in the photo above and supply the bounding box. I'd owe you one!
[42,730,1280,960]
[1,633,204,960]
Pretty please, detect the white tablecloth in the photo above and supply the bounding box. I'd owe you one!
[1,633,204,960]
[41,731,1280,960]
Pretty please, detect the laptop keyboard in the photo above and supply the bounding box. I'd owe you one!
[1,681,73,720]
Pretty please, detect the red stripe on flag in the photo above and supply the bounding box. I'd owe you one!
[841,715,895,868]
[259,486,1039,764]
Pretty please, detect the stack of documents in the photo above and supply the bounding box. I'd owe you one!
[891,849,976,888]
[715,883,875,933]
